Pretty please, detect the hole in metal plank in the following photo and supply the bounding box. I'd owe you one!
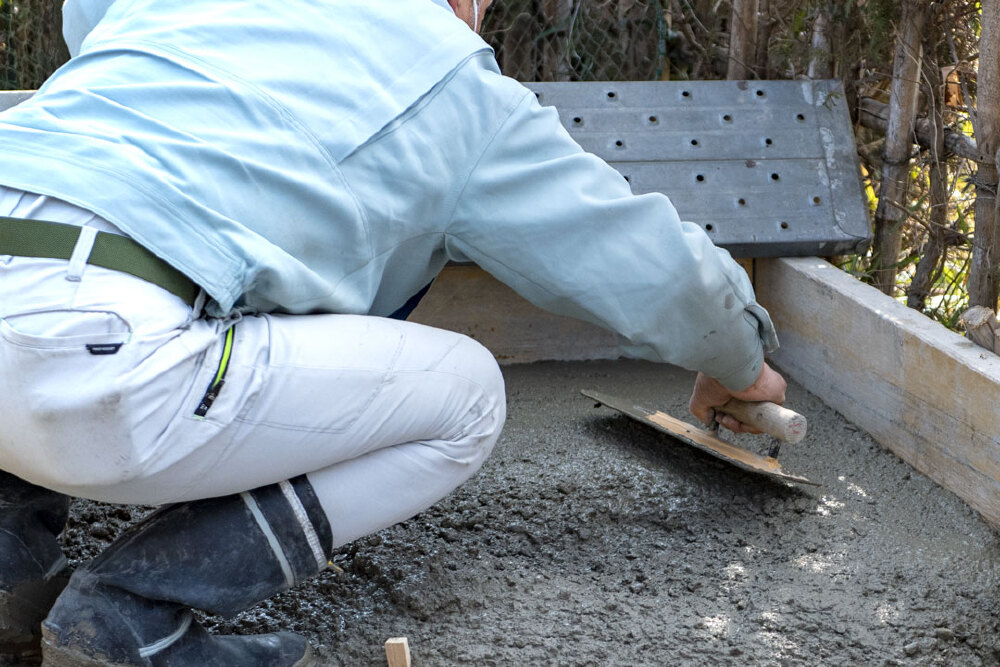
[696,174,705,182]
[771,173,780,181]
[780,221,790,230]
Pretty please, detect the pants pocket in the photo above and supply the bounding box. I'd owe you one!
[0,309,131,349]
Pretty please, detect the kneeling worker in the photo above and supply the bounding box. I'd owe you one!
[0,0,785,664]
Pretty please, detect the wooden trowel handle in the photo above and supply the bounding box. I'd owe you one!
[718,400,807,444]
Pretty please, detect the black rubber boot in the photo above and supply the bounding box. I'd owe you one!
[0,471,71,661]
[40,476,333,667]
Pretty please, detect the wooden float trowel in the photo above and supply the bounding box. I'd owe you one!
[581,389,818,486]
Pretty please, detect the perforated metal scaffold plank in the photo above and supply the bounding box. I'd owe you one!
[0,91,34,110]
[526,79,871,257]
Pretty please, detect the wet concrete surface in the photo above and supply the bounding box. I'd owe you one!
[62,360,1000,666]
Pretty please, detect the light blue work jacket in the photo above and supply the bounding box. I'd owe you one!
[0,0,776,390]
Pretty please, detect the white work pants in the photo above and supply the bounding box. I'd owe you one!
[0,197,505,548]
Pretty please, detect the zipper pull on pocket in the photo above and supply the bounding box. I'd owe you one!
[194,326,235,418]
[194,379,226,417]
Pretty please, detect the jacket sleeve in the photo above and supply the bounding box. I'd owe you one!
[444,84,778,391]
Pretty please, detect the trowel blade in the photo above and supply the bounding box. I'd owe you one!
[582,389,819,487]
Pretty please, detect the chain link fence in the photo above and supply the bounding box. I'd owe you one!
[1,1,675,91]
[0,0,68,90]
[482,0,671,81]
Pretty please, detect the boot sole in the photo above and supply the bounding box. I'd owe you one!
[39,627,133,667]
[40,627,318,667]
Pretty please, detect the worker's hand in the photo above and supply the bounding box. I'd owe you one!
[688,361,787,434]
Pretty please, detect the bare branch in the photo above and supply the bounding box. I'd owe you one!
[858,96,982,162]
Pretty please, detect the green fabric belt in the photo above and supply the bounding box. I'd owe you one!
[0,217,199,307]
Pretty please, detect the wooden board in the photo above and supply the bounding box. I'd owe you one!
[409,265,621,364]
[410,263,752,366]
[582,389,817,486]
[756,257,1000,527]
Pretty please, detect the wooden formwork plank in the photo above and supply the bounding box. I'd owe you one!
[410,263,753,365]
[755,257,1000,527]
[409,265,620,364]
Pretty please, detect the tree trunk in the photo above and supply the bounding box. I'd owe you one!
[870,0,929,295]
[968,0,1000,309]
[908,30,949,311]
[807,5,834,79]
[754,0,772,78]
[727,0,758,80]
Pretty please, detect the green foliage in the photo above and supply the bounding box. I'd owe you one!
[855,0,900,61]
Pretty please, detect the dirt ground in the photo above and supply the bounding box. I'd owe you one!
[61,360,1000,666]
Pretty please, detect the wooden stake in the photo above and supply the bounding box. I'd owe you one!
[960,306,1000,353]
[385,637,411,667]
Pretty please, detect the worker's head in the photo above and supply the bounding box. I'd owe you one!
[447,0,493,33]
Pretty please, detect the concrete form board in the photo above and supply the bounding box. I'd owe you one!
[527,79,871,257]
[756,257,1000,528]
[409,261,755,365]
[409,265,621,364]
